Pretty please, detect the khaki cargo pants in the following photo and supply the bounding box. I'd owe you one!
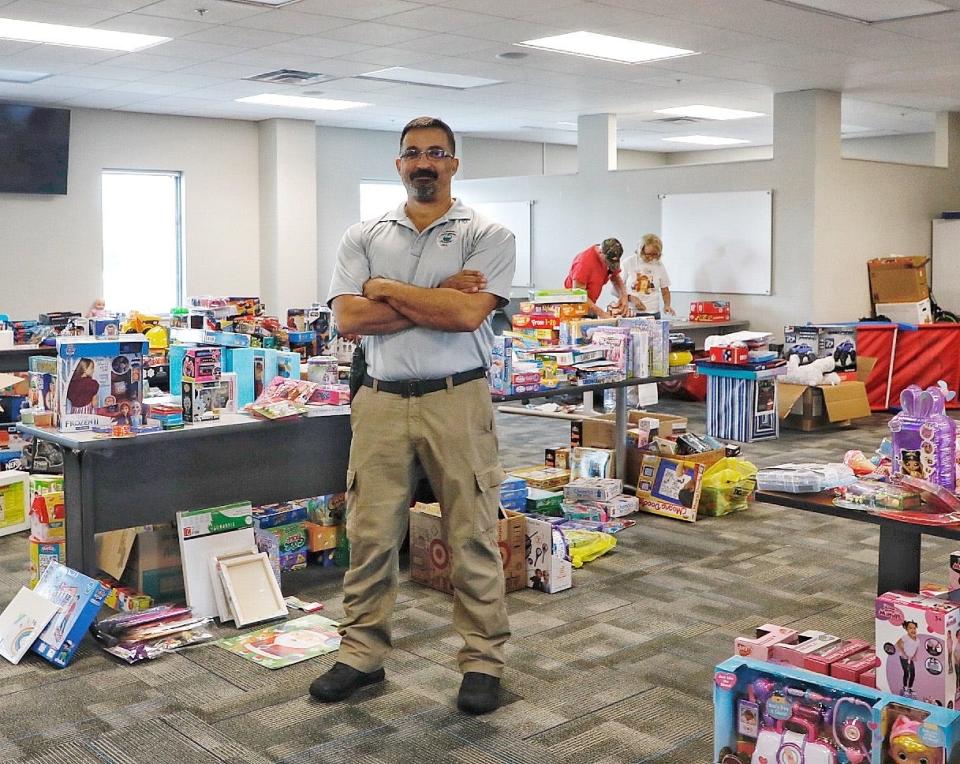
[337,377,510,678]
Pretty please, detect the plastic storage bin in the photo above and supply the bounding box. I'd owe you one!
[756,463,855,493]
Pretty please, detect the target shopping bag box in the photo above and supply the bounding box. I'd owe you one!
[409,502,525,594]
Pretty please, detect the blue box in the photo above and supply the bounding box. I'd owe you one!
[252,348,278,399]
[56,335,148,432]
[31,562,109,668]
[223,347,255,408]
[252,501,308,529]
[89,317,120,339]
[167,343,195,396]
[276,350,301,380]
[170,328,250,348]
[714,656,960,764]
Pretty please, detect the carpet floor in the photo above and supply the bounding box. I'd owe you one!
[0,400,951,764]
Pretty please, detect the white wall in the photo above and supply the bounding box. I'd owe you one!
[842,132,936,165]
[0,108,260,319]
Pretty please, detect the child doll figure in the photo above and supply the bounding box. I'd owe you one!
[888,714,945,763]
[896,620,920,697]
[66,358,99,414]
[86,299,108,318]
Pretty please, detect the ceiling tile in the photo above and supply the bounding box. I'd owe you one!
[0,0,122,25]
[385,5,500,32]
[45,73,127,89]
[138,0,268,23]
[139,39,243,62]
[105,78,187,95]
[175,59,263,78]
[71,61,155,80]
[294,0,424,20]
[458,18,566,45]
[258,35,370,58]
[321,21,431,45]
[60,90,146,108]
[0,39,33,54]
[392,33,500,55]
[60,0,156,10]
[880,9,960,40]
[181,24,298,48]
[440,0,584,17]
[230,10,355,36]
[94,12,210,37]
[141,70,228,89]
[106,51,191,71]
[336,46,433,67]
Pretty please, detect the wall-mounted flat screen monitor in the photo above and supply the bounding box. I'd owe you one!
[0,103,70,195]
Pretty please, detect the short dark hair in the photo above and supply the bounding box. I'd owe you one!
[601,238,623,259]
[400,116,456,156]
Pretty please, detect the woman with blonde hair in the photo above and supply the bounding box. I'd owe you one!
[620,233,675,318]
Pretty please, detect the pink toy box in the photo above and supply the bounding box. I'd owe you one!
[734,624,799,661]
[876,590,960,708]
[182,347,221,383]
[769,630,843,669]
[803,638,870,675]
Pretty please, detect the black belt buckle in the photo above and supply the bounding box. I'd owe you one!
[401,380,423,398]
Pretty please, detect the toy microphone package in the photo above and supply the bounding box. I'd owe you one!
[31,562,109,668]
[56,335,147,432]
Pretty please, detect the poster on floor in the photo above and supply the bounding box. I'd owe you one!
[216,614,341,669]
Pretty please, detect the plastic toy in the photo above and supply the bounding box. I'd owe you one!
[781,355,841,386]
[889,385,957,490]
[888,714,944,763]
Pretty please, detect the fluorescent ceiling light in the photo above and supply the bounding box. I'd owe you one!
[0,68,51,83]
[356,67,501,90]
[557,121,578,128]
[662,135,750,146]
[236,93,369,110]
[516,31,697,64]
[0,18,170,52]
[770,0,950,23]
[654,105,764,120]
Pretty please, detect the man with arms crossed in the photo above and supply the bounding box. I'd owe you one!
[313,116,515,715]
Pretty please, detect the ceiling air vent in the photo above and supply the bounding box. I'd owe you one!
[245,69,334,86]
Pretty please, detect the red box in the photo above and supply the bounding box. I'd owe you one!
[689,301,731,322]
[802,638,870,675]
[708,344,748,364]
[830,647,880,683]
[858,668,877,688]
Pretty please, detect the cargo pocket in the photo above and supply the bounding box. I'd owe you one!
[344,468,357,533]
[474,465,507,534]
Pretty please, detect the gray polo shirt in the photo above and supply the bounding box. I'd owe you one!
[327,198,516,381]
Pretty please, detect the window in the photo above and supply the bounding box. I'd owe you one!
[101,170,183,314]
[359,181,405,222]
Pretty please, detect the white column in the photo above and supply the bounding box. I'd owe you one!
[258,118,318,316]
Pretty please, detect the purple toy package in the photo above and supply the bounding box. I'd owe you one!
[889,385,957,490]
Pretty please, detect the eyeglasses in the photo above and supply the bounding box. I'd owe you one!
[399,148,455,161]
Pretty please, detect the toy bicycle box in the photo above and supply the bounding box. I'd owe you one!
[714,655,960,764]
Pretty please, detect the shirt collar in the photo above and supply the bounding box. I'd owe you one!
[383,197,473,227]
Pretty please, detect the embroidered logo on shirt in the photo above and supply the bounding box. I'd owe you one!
[437,231,458,247]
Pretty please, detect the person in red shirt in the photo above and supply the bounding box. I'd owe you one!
[563,238,628,318]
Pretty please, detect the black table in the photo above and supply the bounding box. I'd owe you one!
[19,411,351,576]
[492,375,676,479]
[0,345,55,373]
[756,490,960,595]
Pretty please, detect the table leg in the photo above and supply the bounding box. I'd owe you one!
[62,448,86,575]
[877,519,921,596]
[615,386,627,481]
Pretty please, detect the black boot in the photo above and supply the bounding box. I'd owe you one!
[456,672,501,715]
[309,662,385,702]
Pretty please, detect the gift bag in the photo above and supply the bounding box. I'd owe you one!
[698,457,757,517]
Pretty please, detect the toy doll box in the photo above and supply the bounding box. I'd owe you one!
[56,335,147,432]
[31,562,109,668]
[714,656,960,764]
[875,590,960,708]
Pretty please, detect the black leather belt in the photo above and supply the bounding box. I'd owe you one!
[363,367,487,397]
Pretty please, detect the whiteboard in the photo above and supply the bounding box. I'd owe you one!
[660,190,772,295]
[470,200,532,287]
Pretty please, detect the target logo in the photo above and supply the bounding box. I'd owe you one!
[429,539,450,569]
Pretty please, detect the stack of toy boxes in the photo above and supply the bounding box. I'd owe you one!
[499,476,527,511]
[253,501,308,572]
[56,335,148,432]
[303,493,346,566]
[561,477,639,521]
[181,346,222,423]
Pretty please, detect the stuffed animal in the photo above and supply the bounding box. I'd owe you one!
[781,355,841,386]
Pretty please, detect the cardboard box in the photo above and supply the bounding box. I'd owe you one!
[573,409,687,450]
[777,357,876,431]
[409,503,525,595]
[875,299,933,325]
[120,525,185,602]
[634,455,706,522]
[523,514,572,593]
[868,256,929,303]
[305,521,341,552]
[734,624,799,661]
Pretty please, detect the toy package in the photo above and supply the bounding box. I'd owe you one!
[56,335,147,432]
[715,656,960,764]
[876,590,960,707]
[634,454,705,522]
[182,380,221,423]
[0,470,29,538]
[182,347,221,383]
[524,514,572,593]
[31,562,109,668]
[889,385,957,490]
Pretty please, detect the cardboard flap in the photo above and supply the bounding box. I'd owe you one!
[820,381,871,422]
[95,528,138,580]
[856,356,878,383]
[777,383,809,418]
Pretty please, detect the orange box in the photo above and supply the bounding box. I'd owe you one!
[305,521,341,552]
